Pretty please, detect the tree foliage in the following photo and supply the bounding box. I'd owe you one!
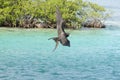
[0,0,109,29]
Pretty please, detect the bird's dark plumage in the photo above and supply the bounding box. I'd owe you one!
[49,6,70,51]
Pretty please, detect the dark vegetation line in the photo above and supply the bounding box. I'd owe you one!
[0,0,110,29]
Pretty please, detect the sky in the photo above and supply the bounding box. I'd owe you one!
[86,0,120,25]
[87,0,120,17]
[86,0,120,8]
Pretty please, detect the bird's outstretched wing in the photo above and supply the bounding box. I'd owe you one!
[56,6,65,35]
[48,37,59,51]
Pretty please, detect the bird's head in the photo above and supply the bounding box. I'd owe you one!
[66,39,70,47]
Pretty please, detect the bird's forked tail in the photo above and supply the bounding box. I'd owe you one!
[48,37,59,51]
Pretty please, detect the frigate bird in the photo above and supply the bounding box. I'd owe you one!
[49,7,70,51]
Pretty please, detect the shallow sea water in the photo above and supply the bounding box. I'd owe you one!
[0,27,120,80]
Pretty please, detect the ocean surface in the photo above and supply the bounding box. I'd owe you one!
[0,0,120,80]
[0,27,120,80]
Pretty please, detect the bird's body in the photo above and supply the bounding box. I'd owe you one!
[49,7,70,51]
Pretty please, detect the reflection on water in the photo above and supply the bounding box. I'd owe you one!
[0,28,120,80]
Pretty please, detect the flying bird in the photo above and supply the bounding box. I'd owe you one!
[49,7,70,51]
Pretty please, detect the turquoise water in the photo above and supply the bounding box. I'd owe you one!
[0,27,120,80]
[1,0,120,80]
